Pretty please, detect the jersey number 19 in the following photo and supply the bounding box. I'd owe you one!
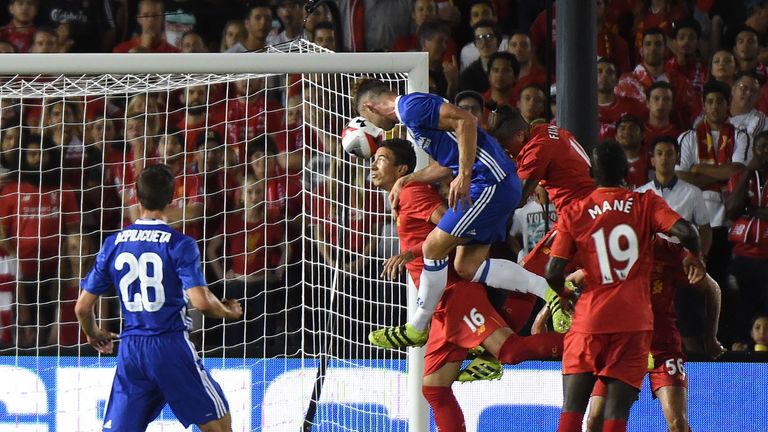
[115,252,166,312]
[591,224,639,284]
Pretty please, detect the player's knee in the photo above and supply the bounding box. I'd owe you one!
[453,262,476,281]
[198,414,231,432]
[585,412,604,432]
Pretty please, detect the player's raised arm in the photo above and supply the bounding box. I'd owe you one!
[438,102,478,210]
[666,218,706,284]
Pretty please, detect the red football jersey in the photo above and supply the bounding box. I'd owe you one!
[517,124,595,215]
[551,187,681,333]
[625,153,651,190]
[644,123,682,149]
[0,182,78,261]
[223,211,284,277]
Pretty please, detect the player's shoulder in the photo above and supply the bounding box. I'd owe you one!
[400,182,442,206]
[634,181,654,193]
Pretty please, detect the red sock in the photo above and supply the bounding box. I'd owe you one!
[557,411,583,432]
[422,385,466,432]
[496,331,565,364]
[603,419,628,432]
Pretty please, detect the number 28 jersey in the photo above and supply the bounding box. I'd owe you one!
[550,188,681,334]
[81,219,207,337]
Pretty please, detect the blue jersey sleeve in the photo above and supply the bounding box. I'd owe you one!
[81,240,114,295]
[397,93,443,130]
[172,236,207,290]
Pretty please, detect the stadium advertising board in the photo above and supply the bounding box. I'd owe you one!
[0,357,763,431]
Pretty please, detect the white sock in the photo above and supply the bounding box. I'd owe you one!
[472,258,549,299]
[408,257,448,331]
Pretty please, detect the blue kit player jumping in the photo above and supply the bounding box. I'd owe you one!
[75,164,243,432]
[354,79,564,349]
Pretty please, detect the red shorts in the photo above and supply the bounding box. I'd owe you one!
[562,330,652,390]
[591,351,688,397]
[424,280,506,376]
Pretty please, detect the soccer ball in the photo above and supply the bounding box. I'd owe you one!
[341,116,384,158]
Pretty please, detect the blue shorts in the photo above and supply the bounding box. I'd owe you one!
[437,175,520,244]
[102,333,229,431]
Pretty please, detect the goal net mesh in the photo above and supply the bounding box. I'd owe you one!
[0,40,415,431]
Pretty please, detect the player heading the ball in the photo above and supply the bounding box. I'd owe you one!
[75,164,243,432]
[354,79,565,349]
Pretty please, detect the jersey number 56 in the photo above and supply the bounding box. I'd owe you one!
[115,252,166,312]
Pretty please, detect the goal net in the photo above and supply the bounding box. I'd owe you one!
[0,40,430,431]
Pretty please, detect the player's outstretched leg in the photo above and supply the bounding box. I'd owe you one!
[456,353,503,382]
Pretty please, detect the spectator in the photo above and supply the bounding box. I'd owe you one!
[174,85,226,157]
[0,41,14,53]
[38,0,117,52]
[483,51,518,108]
[390,0,438,52]
[616,27,701,130]
[419,20,457,100]
[271,95,317,178]
[454,90,485,126]
[312,21,337,51]
[29,26,59,53]
[597,58,648,141]
[459,0,507,71]
[517,84,546,124]
[508,185,556,263]
[646,82,684,150]
[179,30,207,53]
[57,233,102,346]
[614,114,650,189]
[41,99,84,188]
[0,0,38,53]
[632,0,688,57]
[667,18,708,94]
[0,136,78,347]
[266,0,308,46]
[725,131,768,346]
[82,115,122,232]
[737,313,768,351]
[709,49,738,86]
[335,0,413,52]
[194,130,237,242]
[226,77,284,162]
[230,2,273,53]
[508,31,546,102]
[0,126,21,173]
[596,0,631,74]
[245,135,303,223]
[219,19,246,52]
[458,19,499,93]
[304,2,330,42]
[112,0,179,53]
[678,80,750,326]
[730,72,768,139]
[733,25,767,82]
[207,178,287,284]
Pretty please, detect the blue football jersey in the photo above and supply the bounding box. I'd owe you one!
[395,92,517,186]
[81,219,206,337]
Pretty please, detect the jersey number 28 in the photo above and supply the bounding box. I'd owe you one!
[591,224,639,284]
[115,252,166,312]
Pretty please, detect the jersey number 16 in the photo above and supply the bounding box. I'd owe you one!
[115,252,166,312]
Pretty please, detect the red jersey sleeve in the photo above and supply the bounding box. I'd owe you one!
[516,138,552,182]
[398,183,442,222]
[549,209,576,259]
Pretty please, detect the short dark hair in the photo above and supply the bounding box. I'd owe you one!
[470,0,496,14]
[379,139,417,174]
[472,19,499,39]
[352,78,392,115]
[597,57,617,68]
[615,113,643,130]
[645,80,674,100]
[642,27,667,46]
[733,25,760,44]
[703,79,731,102]
[488,106,529,140]
[592,140,628,187]
[418,19,449,46]
[734,70,763,86]
[455,90,484,106]
[246,134,278,161]
[650,135,680,154]
[136,164,175,211]
[487,51,520,78]
[244,0,272,19]
[671,19,701,39]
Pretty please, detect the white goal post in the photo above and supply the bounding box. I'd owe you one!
[0,47,430,432]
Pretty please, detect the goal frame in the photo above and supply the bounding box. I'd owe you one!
[0,51,431,432]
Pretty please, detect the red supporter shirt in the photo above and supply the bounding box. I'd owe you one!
[0,22,34,53]
[516,124,595,216]
[225,98,285,162]
[644,123,681,148]
[0,181,78,260]
[598,96,648,141]
[625,154,651,190]
[511,64,547,103]
[727,170,768,258]
[112,37,180,53]
[665,56,707,94]
[308,183,383,255]
[551,187,681,333]
[222,211,283,277]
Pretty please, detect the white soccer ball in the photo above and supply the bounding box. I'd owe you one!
[341,116,384,158]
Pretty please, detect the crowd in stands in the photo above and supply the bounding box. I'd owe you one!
[0,0,767,357]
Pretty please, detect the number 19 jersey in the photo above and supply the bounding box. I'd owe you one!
[550,188,681,334]
[81,219,207,337]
